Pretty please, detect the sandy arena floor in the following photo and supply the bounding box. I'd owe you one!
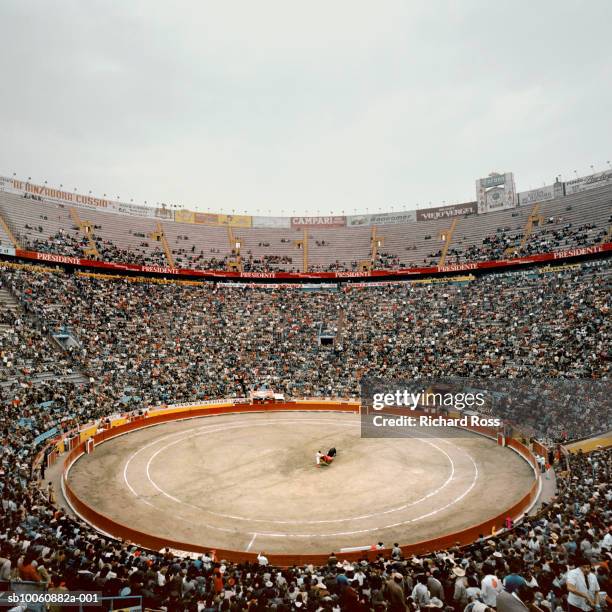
[68,411,535,555]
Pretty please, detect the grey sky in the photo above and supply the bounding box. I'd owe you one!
[1,1,611,216]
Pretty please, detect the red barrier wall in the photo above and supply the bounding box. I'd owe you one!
[62,402,540,566]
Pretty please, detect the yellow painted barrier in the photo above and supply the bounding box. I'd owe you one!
[565,435,612,454]
[148,403,234,418]
[79,425,98,443]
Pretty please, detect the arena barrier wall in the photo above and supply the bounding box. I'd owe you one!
[62,400,540,566]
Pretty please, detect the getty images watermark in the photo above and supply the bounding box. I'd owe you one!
[359,377,611,438]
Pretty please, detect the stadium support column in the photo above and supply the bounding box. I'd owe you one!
[370,226,384,266]
[227,226,243,272]
[0,211,21,248]
[293,229,309,272]
[150,221,175,267]
[303,228,309,272]
[437,218,458,267]
[505,203,543,256]
[69,207,100,259]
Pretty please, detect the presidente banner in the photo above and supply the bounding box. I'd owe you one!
[564,169,612,195]
[9,242,611,281]
[291,216,346,228]
[175,210,252,227]
[252,216,291,229]
[346,211,417,227]
[416,201,477,222]
[0,176,172,220]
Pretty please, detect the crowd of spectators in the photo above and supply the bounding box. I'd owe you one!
[0,434,609,610]
[1,261,610,440]
[445,222,608,265]
[0,257,610,610]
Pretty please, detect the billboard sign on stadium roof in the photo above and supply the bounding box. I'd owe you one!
[564,169,612,194]
[346,211,417,226]
[252,216,291,229]
[517,183,563,206]
[0,176,172,219]
[291,216,346,228]
[416,201,477,222]
[175,210,252,227]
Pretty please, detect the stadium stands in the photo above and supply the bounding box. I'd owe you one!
[1,182,610,272]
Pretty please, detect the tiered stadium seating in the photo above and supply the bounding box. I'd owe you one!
[0,183,610,271]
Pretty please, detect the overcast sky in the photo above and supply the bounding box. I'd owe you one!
[1,1,611,216]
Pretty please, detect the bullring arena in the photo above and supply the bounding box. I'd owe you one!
[60,401,539,564]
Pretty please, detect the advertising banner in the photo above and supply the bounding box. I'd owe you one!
[112,201,172,219]
[217,214,252,228]
[416,202,477,222]
[291,216,346,228]
[252,216,291,229]
[564,169,612,195]
[517,184,557,206]
[193,212,218,225]
[0,245,16,256]
[10,178,113,210]
[1,176,172,219]
[155,207,174,220]
[175,210,195,224]
[186,212,253,227]
[347,211,417,226]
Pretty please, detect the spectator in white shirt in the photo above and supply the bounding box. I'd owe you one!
[566,558,596,612]
[257,552,269,566]
[481,563,504,607]
[411,574,431,607]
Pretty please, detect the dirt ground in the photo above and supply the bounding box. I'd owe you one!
[68,411,535,554]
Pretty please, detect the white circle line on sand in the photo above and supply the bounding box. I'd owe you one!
[123,417,308,495]
[136,441,478,539]
[144,420,459,525]
[122,421,229,495]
